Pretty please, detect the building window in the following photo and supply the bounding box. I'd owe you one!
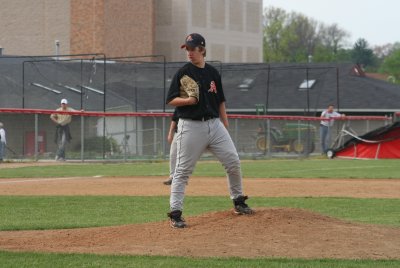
[211,44,225,62]
[229,0,243,31]
[156,0,172,26]
[246,2,260,33]
[246,47,260,62]
[211,0,225,29]
[230,46,243,62]
[192,0,207,28]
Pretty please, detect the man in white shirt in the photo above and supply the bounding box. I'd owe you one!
[0,122,6,162]
[320,104,344,153]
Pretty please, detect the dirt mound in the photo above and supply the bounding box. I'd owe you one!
[0,208,399,259]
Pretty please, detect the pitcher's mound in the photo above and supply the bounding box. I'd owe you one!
[0,208,399,259]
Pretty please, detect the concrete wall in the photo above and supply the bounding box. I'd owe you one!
[155,0,188,62]
[0,0,71,56]
[0,0,262,62]
[154,0,263,63]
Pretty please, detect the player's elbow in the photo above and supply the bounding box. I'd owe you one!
[167,99,176,106]
[168,98,181,107]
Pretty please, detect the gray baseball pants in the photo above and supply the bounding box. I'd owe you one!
[169,134,177,177]
[170,118,243,211]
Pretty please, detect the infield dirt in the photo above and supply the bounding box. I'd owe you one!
[0,167,399,259]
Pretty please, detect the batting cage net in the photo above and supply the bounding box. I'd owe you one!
[0,54,395,161]
[3,55,350,115]
[0,108,392,161]
[21,55,106,111]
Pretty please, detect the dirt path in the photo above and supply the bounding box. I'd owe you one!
[0,176,399,198]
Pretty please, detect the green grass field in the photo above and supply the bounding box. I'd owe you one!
[0,196,399,231]
[1,251,399,268]
[0,159,399,179]
[0,159,399,267]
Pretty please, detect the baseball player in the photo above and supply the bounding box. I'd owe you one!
[165,33,253,228]
[164,114,206,185]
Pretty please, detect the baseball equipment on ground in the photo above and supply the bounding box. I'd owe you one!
[180,75,199,101]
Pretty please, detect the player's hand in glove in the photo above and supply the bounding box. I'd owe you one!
[180,75,199,104]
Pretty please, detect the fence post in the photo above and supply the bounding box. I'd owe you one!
[267,119,271,157]
[124,116,127,162]
[81,115,84,162]
[162,116,166,159]
[153,117,157,155]
[34,114,38,161]
[297,120,301,158]
[234,118,238,147]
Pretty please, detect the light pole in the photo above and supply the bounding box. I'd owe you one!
[55,40,60,60]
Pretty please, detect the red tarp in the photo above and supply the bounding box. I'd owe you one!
[335,122,400,159]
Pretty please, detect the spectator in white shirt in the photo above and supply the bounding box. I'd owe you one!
[0,122,6,162]
[320,105,344,153]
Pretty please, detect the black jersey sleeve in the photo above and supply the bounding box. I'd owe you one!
[215,71,226,104]
[172,109,179,122]
[166,71,182,104]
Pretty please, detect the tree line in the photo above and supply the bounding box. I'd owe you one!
[263,7,400,84]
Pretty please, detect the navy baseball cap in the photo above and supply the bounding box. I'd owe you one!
[180,33,206,49]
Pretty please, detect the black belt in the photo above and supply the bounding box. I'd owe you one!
[192,116,215,121]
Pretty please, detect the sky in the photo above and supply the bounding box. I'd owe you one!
[263,0,399,47]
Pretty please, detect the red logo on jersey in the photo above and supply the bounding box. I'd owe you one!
[208,81,217,93]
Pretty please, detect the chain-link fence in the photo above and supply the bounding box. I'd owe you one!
[0,109,392,161]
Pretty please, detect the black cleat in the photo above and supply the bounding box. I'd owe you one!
[233,195,254,215]
[163,177,173,185]
[167,210,187,228]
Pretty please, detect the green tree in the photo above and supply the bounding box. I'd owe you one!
[335,48,353,62]
[373,42,400,71]
[380,48,400,84]
[264,7,318,62]
[263,7,289,62]
[351,38,376,68]
[263,7,350,63]
[318,23,350,55]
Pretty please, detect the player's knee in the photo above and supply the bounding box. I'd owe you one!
[224,159,241,175]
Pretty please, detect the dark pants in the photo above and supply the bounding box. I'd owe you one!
[320,125,331,153]
[0,141,5,160]
[55,125,71,159]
